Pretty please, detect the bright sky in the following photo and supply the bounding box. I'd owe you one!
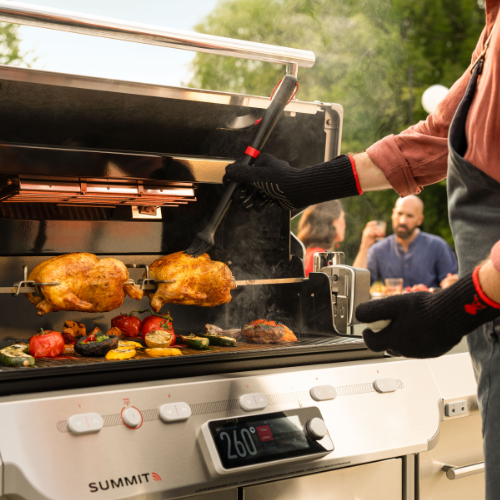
[15,0,220,87]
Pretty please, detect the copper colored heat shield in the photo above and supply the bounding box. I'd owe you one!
[0,178,196,207]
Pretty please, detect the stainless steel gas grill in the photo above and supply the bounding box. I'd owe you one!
[0,3,485,500]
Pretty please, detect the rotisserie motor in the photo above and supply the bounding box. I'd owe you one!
[27,253,143,315]
[146,252,235,311]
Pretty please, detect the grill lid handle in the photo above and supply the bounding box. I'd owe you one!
[0,1,315,78]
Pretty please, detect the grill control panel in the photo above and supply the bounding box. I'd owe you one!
[202,407,334,474]
[68,413,103,435]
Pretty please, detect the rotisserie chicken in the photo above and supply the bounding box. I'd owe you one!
[27,253,143,315]
[146,251,235,311]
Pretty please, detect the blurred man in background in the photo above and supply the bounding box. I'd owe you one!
[359,195,458,288]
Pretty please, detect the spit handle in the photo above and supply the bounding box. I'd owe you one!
[442,462,485,480]
[195,75,299,247]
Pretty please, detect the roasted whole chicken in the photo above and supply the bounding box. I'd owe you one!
[146,251,235,310]
[27,253,143,316]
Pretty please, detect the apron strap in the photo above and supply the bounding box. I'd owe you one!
[471,26,496,74]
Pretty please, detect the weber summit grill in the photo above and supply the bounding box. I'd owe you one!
[0,4,483,500]
[0,4,378,396]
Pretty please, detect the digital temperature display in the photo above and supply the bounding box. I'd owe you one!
[207,409,332,470]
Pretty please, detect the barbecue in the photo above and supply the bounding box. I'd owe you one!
[0,3,483,500]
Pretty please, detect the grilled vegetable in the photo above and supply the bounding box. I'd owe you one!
[62,344,76,355]
[74,333,119,357]
[111,312,142,337]
[138,310,176,345]
[119,340,143,349]
[145,348,182,357]
[105,348,136,360]
[29,329,65,357]
[62,327,77,344]
[10,343,30,353]
[64,321,86,337]
[145,330,173,349]
[202,334,237,347]
[180,334,209,350]
[105,327,124,339]
[0,345,35,367]
[205,324,242,340]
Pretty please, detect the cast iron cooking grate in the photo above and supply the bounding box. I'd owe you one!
[0,334,363,370]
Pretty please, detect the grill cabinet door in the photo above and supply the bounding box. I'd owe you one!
[242,459,402,500]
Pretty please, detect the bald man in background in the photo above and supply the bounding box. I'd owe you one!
[362,195,458,288]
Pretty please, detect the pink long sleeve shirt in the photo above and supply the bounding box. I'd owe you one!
[366,1,500,196]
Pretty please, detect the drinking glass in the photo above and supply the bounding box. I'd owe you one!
[385,278,403,295]
[375,220,386,241]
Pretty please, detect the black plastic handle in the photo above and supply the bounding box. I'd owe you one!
[196,75,298,246]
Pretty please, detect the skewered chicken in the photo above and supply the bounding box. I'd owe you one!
[146,251,235,310]
[27,253,143,316]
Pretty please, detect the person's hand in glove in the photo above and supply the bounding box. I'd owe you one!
[356,267,500,358]
[223,152,362,211]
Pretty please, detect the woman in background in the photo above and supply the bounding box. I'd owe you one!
[297,200,383,277]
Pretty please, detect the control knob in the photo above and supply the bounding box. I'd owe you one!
[306,418,328,441]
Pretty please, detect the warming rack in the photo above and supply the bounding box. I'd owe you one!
[0,178,196,207]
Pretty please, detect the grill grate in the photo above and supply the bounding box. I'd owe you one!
[0,335,363,370]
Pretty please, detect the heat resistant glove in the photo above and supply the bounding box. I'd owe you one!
[223,153,362,211]
[356,268,500,358]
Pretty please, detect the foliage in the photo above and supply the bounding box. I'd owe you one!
[0,23,28,66]
[189,0,485,262]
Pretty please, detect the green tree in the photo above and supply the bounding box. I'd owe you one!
[0,23,28,66]
[189,0,484,262]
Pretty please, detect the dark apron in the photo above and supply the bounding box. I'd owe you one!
[448,59,500,499]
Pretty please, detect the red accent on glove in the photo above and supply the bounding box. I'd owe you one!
[472,266,500,310]
[254,118,262,125]
[348,155,363,195]
[245,146,260,159]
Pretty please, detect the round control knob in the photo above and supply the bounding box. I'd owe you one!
[306,418,328,440]
[122,408,142,428]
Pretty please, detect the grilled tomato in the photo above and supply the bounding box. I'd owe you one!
[111,312,142,337]
[29,329,65,358]
[140,310,175,345]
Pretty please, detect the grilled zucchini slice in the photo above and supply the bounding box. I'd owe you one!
[0,345,35,367]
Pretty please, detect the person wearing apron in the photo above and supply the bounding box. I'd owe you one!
[225,4,500,497]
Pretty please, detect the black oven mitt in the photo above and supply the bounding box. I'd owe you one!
[356,270,500,358]
[223,153,361,211]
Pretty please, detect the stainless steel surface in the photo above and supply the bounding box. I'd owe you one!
[314,255,371,335]
[443,462,485,480]
[419,415,484,498]
[0,1,315,70]
[419,354,484,500]
[0,357,443,499]
[426,353,480,416]
[242,459,402,500]
[0,64,322,114]
[402,454,416,500]
[235,278,305,286]
[313,251,345,272]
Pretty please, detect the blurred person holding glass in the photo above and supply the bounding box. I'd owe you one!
[297,200,383,277]
[363,195,458,289]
